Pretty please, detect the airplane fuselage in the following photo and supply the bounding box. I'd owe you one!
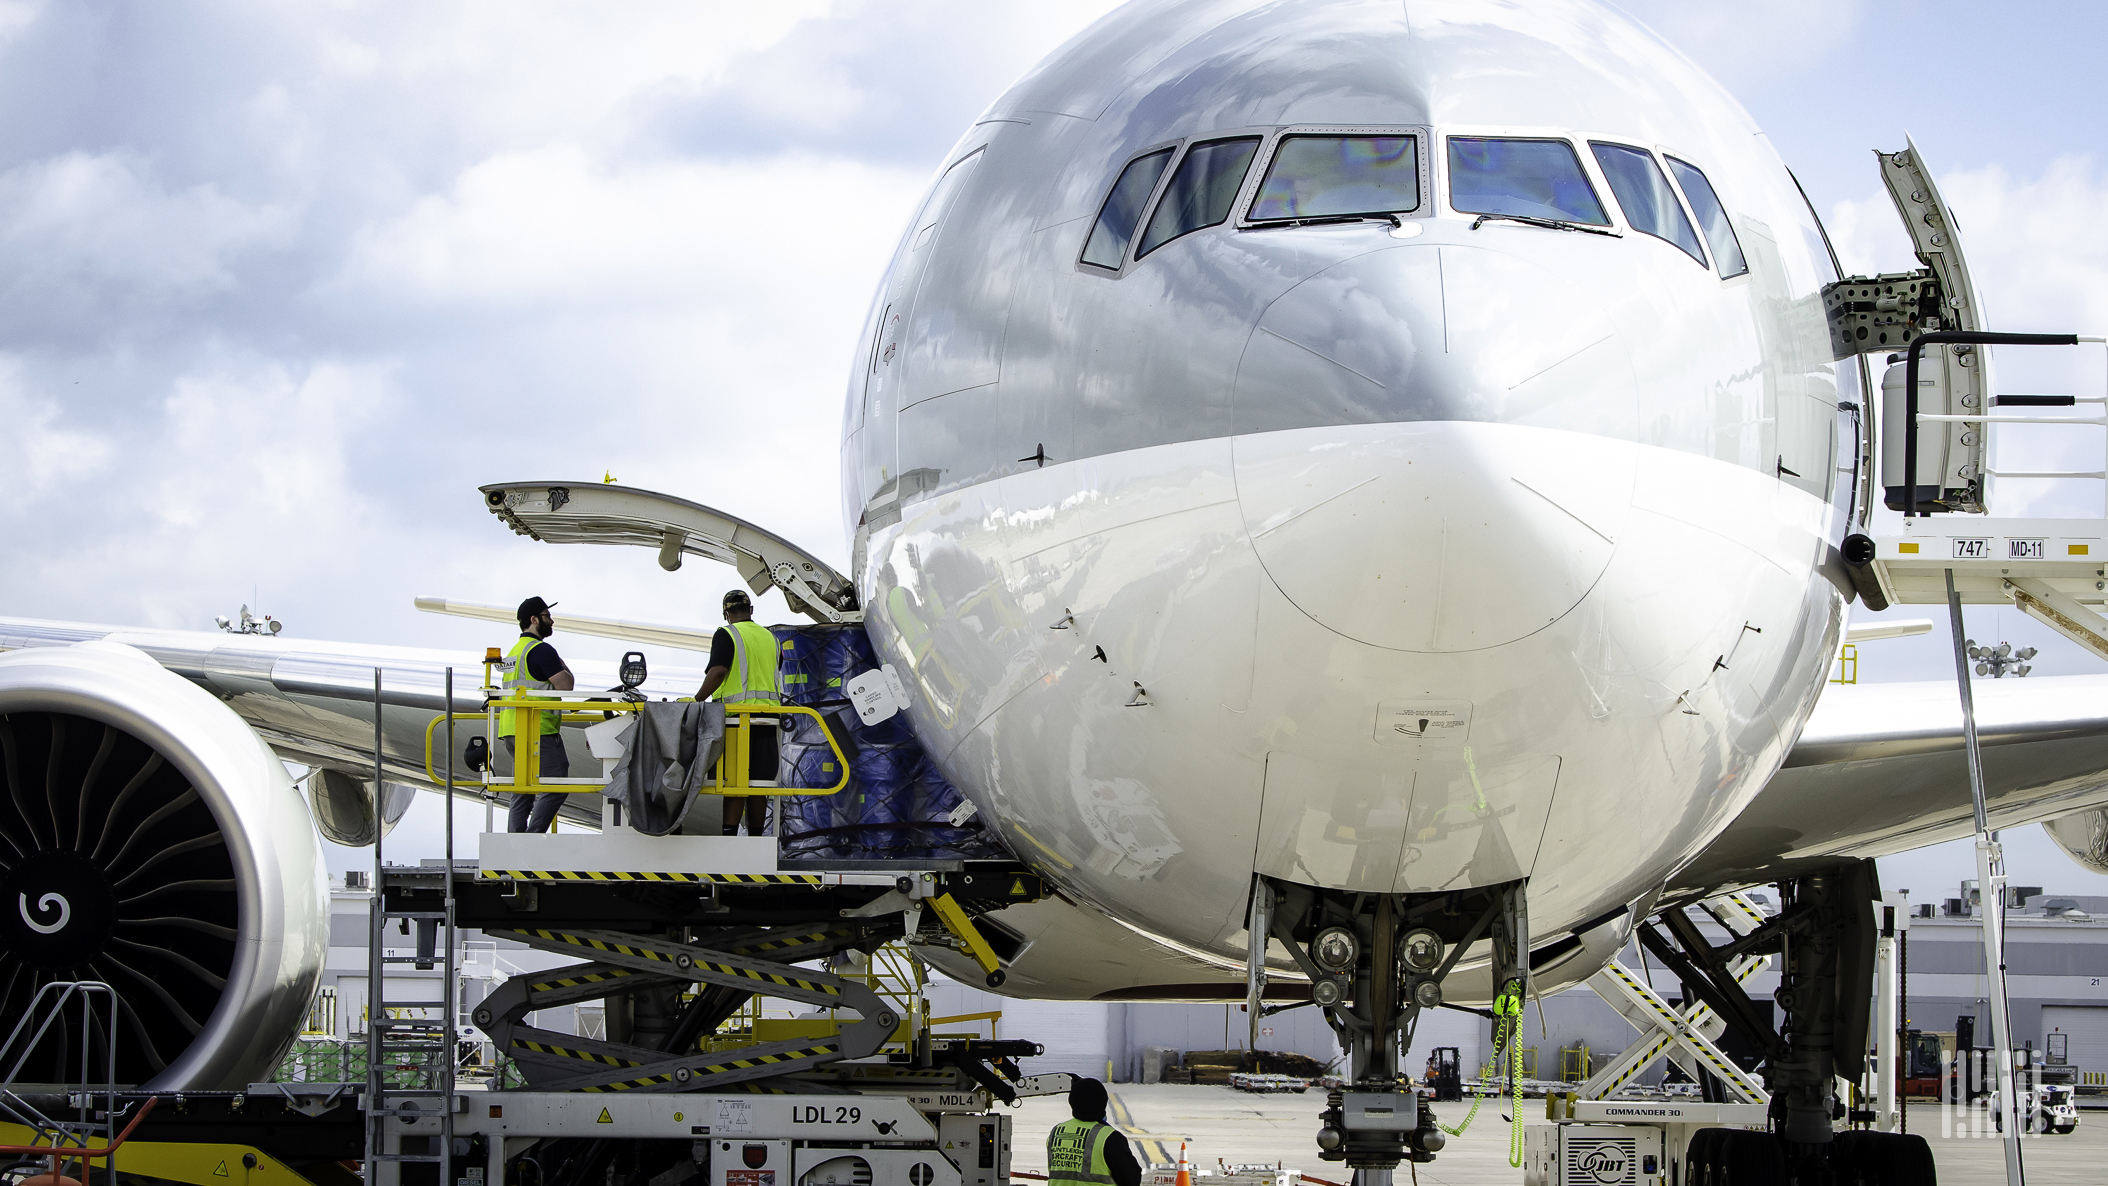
[842,0,1865,975]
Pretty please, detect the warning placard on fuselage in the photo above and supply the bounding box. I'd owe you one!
[1373,700,1472,747]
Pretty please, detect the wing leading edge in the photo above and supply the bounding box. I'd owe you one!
[1673,673,2108,893]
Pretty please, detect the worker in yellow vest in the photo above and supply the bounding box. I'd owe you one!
[499,596,574,833]
[695,588,781,837]
[1047,1078,1140,1186]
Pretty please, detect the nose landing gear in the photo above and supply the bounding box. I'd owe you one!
[1259,878,1531,1181]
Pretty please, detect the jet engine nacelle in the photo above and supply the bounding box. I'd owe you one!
[0,641,326,1089]
[2046,806,2108,875]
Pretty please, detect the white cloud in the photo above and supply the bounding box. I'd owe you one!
[0,151,293,300]
[0,1,1127,652]
[330,144,923,310]
[0,358,111,493]
[1612,0,1868,93]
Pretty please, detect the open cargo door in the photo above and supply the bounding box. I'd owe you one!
[1826,136,1994,513]
[481,481,860,623]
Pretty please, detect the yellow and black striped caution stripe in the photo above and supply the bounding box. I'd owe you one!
[690,956,839,997]
[1597,961,1763,1097]
[502,928,844,998]
[730,927,849,956]
[480,869,823,885]
[511,1038,643,1069]
[511,928,675,964]
[581,1044,843,1095]
[529,965,640,993]
[1609,953,1767,1094]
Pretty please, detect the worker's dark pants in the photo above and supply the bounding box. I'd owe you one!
[721,718,779,836]
[502,733,570,833]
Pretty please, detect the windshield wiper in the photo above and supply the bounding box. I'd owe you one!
[1469,213,1619,237]
[1250,213,1407,231]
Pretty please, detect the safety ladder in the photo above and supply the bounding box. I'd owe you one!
[364,667,462,1186]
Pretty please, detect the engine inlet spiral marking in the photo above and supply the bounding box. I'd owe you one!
[18,892,70,934]
[1,710,235,1083]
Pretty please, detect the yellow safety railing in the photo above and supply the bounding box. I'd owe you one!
[422,696,850,797]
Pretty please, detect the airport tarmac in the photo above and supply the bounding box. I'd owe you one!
[1002,1085,2107,1185]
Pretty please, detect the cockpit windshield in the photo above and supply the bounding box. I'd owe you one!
[1138,137,1261,258]
[1590,142,1705,266]
[1248,135,1419,221]
[1665,156,1748,278]
[1082,147,1175,270]
[1447,137,1609,225]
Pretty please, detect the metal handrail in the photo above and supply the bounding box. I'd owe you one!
[0,980,119,1164]
[1901,330,2087,517]
[426,695,851,796]
[0,1095,159,1184]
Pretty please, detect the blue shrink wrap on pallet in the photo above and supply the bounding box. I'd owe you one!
[775,745,854,858]
[767,623,1004,862]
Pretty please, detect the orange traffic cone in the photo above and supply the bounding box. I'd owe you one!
[1175,1142,1192,1186]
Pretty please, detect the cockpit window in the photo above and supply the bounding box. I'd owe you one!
[1664,156,1748,278]
[1248,135,1420,221]
[1137,136,1261,258]
[1081,147,1175,270]
[1589,143,1706,266]
[1447,137,1609,225]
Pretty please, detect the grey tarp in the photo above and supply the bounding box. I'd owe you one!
[605,701,724,835]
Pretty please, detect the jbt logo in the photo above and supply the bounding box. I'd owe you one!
[1574,1144,1630,1184]
[18,891,70,934]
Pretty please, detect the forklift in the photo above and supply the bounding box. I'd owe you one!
[1423,1048,1462,1102]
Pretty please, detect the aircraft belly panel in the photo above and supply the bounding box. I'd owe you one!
[1252,746,1564,895]
[1393,751,1561,893]
[1256,749,1413,892]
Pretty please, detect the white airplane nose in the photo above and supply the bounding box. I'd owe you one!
[1228,242,1639,650]
[1235,420,1634,651]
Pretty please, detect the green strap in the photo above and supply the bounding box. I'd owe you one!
[1444,979,1528,1146]
[1493,979,1525,1168]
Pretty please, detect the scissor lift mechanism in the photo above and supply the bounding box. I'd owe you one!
[353,632,1054,1186]
[1579,894,1772,1105]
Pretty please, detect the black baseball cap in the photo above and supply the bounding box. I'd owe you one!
[517,596,557,623]
[1068,1076,1107,1120]
[722,589,752,610]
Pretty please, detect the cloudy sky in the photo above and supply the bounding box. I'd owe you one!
[5,0,2107,894]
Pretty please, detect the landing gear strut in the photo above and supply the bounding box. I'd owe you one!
[1639,860,1933,1183]
[1260,877,1530,1180]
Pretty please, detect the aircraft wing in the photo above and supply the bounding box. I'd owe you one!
[0,616,704,817]
[1672,673,2108,893]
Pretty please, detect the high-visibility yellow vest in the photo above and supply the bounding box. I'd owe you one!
[1047,1118,1116,1186]
[499,633,560,737]
[713,620,781,705]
